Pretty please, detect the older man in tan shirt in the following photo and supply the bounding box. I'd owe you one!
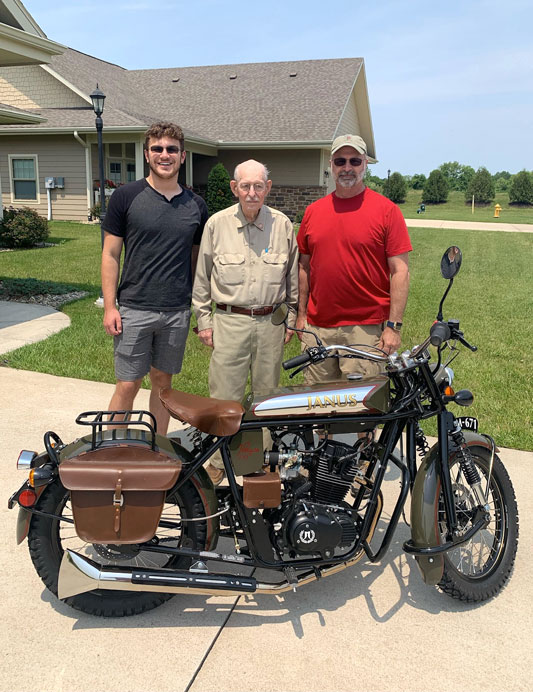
[192,159,298,483]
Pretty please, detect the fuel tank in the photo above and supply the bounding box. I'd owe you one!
[243,375,390,420]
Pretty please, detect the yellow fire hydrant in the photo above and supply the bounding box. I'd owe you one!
[494,203,502,218]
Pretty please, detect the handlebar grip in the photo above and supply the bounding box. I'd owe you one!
[430,321,451,347]
[282,352,312,370]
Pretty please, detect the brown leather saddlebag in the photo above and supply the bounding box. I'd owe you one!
[242,471,281,509]
[59,446,182,544]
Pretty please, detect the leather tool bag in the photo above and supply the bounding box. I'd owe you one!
[242,471,281,509]
[59,446,182,544]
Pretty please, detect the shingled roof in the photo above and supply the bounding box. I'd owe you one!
[0,48,364,145]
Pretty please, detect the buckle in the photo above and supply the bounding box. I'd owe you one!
[113,492,124,507]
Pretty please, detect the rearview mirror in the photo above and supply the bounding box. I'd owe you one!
[440,246,462,279]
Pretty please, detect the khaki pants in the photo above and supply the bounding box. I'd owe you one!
[208,309,285,469]
[300,323,384,385]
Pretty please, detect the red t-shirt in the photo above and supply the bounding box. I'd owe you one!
[297,188,412,327]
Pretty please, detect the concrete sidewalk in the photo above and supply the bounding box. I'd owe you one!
[1,366,532,692]
[405,218,533,232]
[0,300,70,355]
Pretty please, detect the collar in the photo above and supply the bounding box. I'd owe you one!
[235,203,267,230]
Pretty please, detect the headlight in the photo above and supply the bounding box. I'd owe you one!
[444,367,454,385]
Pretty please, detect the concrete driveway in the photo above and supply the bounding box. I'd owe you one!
[1,367,532,692]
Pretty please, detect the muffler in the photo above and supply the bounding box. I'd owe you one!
[58,548,367,600]
[58,550,257,599]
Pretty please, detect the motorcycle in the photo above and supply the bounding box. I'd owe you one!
[9,247,519,617]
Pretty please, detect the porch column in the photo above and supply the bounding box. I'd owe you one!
[186,151,193,187]
[135,139,144,181]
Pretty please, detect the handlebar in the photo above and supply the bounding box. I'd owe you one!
[430,321,451,348]
[282,352,312,370]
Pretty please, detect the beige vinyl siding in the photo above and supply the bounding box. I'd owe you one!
[0,64,87,109]
[207,149,321,186]
[0,134,88,220]
[336,91,361,137]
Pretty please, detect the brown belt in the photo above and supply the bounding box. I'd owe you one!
[216,303,274,317]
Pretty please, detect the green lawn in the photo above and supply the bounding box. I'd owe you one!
[1,221,532,450]
[399,189,533,224]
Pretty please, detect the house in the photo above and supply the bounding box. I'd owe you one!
[0,1,376,221]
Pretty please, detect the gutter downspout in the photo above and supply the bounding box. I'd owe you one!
[73,130,92,218]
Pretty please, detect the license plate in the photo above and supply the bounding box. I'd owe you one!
[457,416,478,432]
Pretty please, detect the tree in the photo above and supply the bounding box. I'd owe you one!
[439,161,474,191]
[382,171,407,203]
[410,173,426,190]
[509,170,533,205]
[206,163,233,216]
[365,172,384,193]
[494,170,512,192]
[439,161,463,190]
[457,165,475,192]
[422,169,449,203]
[465,167,495,204]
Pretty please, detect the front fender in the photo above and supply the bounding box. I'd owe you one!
[410,431,494,585]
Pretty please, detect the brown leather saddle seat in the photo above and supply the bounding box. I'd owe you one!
[159,388,244,436]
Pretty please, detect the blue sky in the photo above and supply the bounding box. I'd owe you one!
[23,0,533,178]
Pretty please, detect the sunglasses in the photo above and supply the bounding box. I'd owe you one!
[149,145,181,154]
[332,157,364,167]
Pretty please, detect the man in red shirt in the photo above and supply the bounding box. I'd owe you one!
[295,134,412,383]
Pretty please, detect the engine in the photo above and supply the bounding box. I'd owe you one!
[265,435,369,559]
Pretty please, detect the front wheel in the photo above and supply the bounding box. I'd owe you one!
[437,451,518,602]
[28,478,208,617]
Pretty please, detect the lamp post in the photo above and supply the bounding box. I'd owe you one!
[90,85,106,216]
[90,85,106,306]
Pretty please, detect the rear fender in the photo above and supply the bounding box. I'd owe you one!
[16,484,47,545]
[410,431,494,585]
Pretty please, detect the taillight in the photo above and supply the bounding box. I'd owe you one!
[18,489,37,507]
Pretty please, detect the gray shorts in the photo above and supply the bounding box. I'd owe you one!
[114,306,190,381]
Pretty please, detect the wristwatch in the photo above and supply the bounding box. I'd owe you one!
[386,320,403,331]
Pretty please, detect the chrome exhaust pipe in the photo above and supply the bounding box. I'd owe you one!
[58,550,257,599]
[58,548,367,600]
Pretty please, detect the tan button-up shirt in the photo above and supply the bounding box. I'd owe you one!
[192,203,298,331]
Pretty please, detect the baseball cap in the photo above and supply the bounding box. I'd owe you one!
[331,134,367,156]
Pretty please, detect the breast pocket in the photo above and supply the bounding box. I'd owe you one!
[262,252,288,285]
[217,253,245,285]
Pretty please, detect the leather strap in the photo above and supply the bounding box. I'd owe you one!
[113,474,123,534]
[216,303,274,317]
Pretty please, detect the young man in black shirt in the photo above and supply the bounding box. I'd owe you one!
[101,121,207,433]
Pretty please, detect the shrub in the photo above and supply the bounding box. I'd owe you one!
[382,172,407,203]
[293,210,305,224]
[410,173,426,190]
[465,167,495,204]
[206,163,233,216]
[422,170,449,203]
[0,207,49,248]
[90,203,102,220]
[365,173,384,192]
[509,170,533,205]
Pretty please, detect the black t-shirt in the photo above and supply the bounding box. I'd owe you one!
[102,179,207,311]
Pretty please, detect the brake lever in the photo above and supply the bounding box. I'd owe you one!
[457,334,478,352]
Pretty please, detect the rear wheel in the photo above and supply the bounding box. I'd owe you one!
[28,478,208,616]
[437,451,518,602]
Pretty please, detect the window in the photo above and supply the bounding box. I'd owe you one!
[10,156,39,201]
[109,161,122,186]
[105,143,136,185]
